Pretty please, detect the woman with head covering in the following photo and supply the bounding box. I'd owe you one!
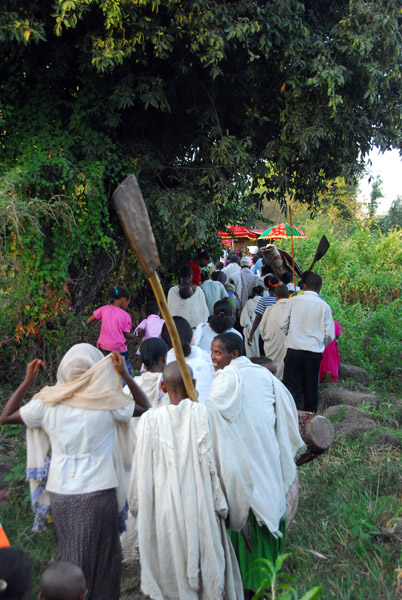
[0,344,151,600]
[193,299,242,354]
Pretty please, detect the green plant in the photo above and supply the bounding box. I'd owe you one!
[249,553,322,600]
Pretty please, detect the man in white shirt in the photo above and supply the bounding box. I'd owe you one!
[280,273,335,412]
[221,253,241,277]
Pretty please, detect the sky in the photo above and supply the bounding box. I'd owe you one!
[357,148,402,215]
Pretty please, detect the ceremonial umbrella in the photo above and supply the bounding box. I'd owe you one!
[218,225,257,239]
[258,223,308,240]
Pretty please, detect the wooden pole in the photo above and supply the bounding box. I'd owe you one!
[289,205,296,292]
[148,273,198,402]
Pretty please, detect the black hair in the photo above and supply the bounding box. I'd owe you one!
[211,270,227,284]
[144,300,159,317]
[274,284,290,299]
[251,285,264,298]
[305,272,322,292]
[200,271,209,283]
[281,271,292,285]
[0,547,33,600]
[161,316,192,357]
[214,331,244,356]
[229,253,240,264]
[208,300,234,334]
[215,261,224,270]
[107,285,130,301]
[178,265,193,280]
[196,250,211,261]
[139,338,168,369]
[299,270,313,287]
[260,265,273,276]
[263,276,281,293]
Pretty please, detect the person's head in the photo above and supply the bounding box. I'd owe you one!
[208,300,234,334]
[200,271,209,284]
[195,250,211,268]
[274,284,290,300]
[178,265,193,285]
[299,270,313,289]
[263,276,281,295]
[178,284,194,299]
[229,253,240,264]
[39,561,87,600]
[144,300,160,317]
[260,265,273,277]
[161,316,193,357]
[211,332,244,371]
[161,362,195,405]
[305,273,323,293]
[139,338,168,372]
[251,285,264,298]
[211,270,227,284]
[240,257,252,269]
[107,285,130,308]
[215,261,224,271]
[250,356,278,377]
[281,271,292,285]
[0,547,33,600]
[57,344,104,384]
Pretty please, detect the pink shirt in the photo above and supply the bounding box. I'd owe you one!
[134,314,164,354]
[93,304,132,353]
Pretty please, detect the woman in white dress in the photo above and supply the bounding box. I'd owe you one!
[193,299,242,354]
[167,265,209,329]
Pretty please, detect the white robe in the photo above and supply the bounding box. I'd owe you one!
[166,346,215,404]
[229,268,258,313]
[259,299,290,380]
[207,356,305,535]
[240,297,260,358]
[129,400,252,600]
[193,323,242,355]
[167,285,209,329]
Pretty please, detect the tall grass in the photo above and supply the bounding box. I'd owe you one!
[278,216,402,391]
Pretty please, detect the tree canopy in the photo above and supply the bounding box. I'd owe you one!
[1,0,401,321]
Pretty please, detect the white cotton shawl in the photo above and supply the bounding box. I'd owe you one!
[259,299,290,380]
[239,297,260,358]
[167,285,209,329]
[26,344,134,531]
[207,356,305,535]
[129,400,249,600]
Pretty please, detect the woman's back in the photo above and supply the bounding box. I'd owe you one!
[193,322,242,354]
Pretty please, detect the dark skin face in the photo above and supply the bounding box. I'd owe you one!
[210,339,239,371]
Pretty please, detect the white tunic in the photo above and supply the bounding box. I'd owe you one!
[207,356,304,534]
[167,285,209,329]
[20,399,132,494]
[240,297,260,358]
[129,400,251,600]
[259,298,290,380]
[193,323,242,354]
[166,346,215,404]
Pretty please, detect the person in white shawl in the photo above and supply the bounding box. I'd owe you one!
[259,284,291,380]
[167,265,209,329]
[228,257,258,315]
[162,316,215,403]
[239,285,264,358]
[207,333,305,596]
[0,344,151,600]
[121,337,169,563]
[129,361,253,600]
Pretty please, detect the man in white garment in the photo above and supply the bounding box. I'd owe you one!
[229,257,258,315]
[281,272,335,412]
[129,362,252,600]
[221,253,241,277]
[259,283,290,380]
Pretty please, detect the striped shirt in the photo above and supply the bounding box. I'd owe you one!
[254,292,277,316]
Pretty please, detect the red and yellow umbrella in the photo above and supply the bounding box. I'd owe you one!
[258,223,308,240]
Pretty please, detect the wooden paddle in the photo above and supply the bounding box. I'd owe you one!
[308,235,330,271]
[113,174,198,402]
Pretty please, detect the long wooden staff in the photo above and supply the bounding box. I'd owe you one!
[113,174,198,402]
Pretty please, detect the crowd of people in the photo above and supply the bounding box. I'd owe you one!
[0,245,341,600]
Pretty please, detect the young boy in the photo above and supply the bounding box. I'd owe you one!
[39,561,87,600]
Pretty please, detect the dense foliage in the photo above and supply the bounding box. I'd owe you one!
[1,0,402,376]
